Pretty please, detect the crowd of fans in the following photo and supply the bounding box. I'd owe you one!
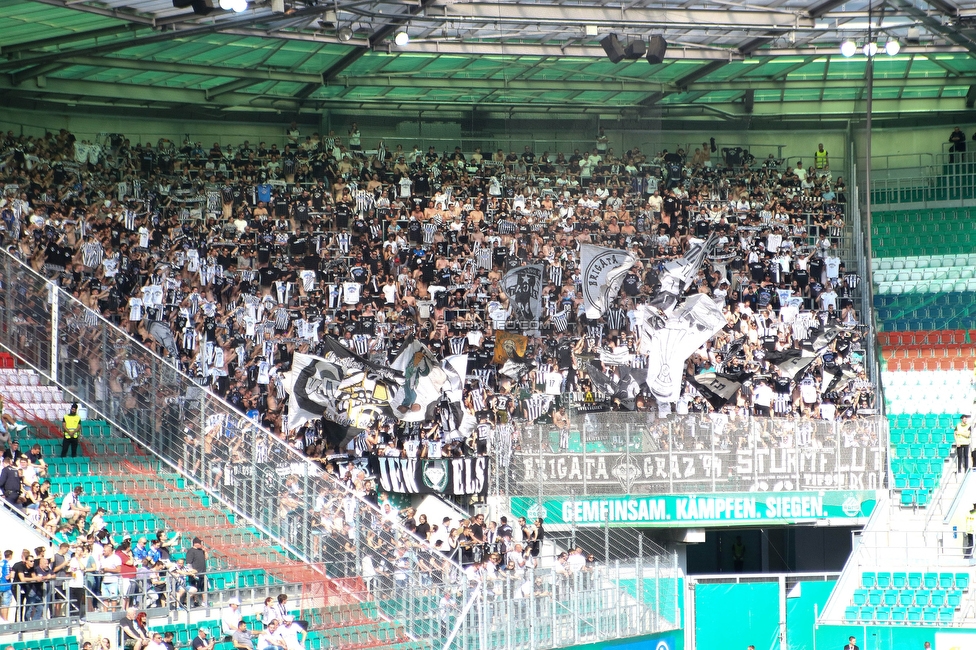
[0,124,872,470]
[0,432,203,623]
[0,124,876,618]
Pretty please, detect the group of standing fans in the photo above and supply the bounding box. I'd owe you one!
[0,124,872,477]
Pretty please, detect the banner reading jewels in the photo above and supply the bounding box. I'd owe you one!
[374,455,491,496]
[509,490,880,527]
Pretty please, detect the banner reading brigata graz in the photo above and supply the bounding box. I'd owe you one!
[374,455,490,496]
[514,414,887,495]
[509,490,880,527]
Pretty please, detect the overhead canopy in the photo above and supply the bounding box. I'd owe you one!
[2,0,976,123]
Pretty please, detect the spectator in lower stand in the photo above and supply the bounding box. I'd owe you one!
[232,619,256,650]
[119,607,150,650]
[190,627,215,650]
[100,543,122,610]
[116,539,137,608]
[261,596,276,628]
[279,615,305,650]
[31,555,53,620]
[61,485,90,533]
[145,632,167,650]
[222,597,243,637]
[161,633,176,650]
[154,529,181,562]
[258,620,287,650]
[66,545,87,619]
[185,537,207,606]
[0,550,12,623]
[271,593,289,622]
[0,457,23,508]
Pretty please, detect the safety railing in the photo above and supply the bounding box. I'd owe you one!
[0,247,479,647]
[501,416,888,498]
[0,248,679,648]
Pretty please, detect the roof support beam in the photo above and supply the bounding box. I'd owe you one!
[205,78,257,100]
[435,4,814,30]
[52,55,322,84]
[0,24,139,56]
[673,60,728,90]
[9,62,65,86]
[298,0,439,99]
[807,0,851,19]
[0,4,334,73]
[885,0,976,57]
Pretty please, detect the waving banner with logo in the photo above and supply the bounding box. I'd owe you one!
[641,294,727,403]
[501,264,544,328]
[373,455,490,496]
[282,344,399,432]
[580,244,638,318]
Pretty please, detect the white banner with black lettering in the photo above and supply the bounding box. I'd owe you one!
[580,244,637,318]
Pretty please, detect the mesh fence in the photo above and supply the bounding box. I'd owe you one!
[0,250,679,648]
[497,413,888,499]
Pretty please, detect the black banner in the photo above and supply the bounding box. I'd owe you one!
[374,456,490,496]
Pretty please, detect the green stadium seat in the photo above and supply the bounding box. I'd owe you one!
[862,572,877,588]
[898,590,914,606]
[916,590,931,607]
[931,590,946,607]
[859,607,875,621]
[939,607,955,623]
[891,607,907,622]
[892,572,907,589]
[948,590,963,608]
[853,589,868,606]
[869,590,883,607]
[955,573,970,590]
[923,607,938,623]
[940,573,954,589]
[883,589,899,607]
[907,607,922,622]
[908,572,922,589]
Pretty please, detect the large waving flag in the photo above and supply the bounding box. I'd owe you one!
[580,244,638,319]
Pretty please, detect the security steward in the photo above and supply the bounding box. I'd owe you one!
[61,403,82,458]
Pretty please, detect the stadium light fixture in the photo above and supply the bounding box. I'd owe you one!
[394,31,410,46]
[218,0,232,8]
[862,41,878,57]
[840,40,856,57]
[885,40,900,56]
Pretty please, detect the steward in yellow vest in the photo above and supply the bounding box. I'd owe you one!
[61,403,82,458]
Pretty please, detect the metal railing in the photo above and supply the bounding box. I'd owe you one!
[499,416,889,499]
[0,249,679,648]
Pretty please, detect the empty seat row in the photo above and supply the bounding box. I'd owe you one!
[845,605,955,623]
[890,430,952,445]
[875,280,976,295]
[854,588,964,608]
[0,369,40,386]
[863,571,971,590]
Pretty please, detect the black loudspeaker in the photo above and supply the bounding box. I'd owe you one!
[967,85,976,109]
[190,0,216,14]
[172,0,193,6]
[624,40,646,59]
[646,35,668,64]
[601,34,625,63]
[744,89,755,114]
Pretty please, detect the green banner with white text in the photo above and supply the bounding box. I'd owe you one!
[510,490,879,527]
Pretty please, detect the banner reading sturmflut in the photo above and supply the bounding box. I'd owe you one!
[374,455,490,496]
[580,244,637,319]
[501,264,544,328]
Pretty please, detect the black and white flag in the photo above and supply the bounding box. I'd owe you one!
[580,244,638,318]
[501,264,545,328]
[641,294,727,403]
[281,348,397,434]
[766,349,818,380]
[691,371,749,411]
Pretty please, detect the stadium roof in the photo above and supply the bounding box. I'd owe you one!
[3,0,976,124]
